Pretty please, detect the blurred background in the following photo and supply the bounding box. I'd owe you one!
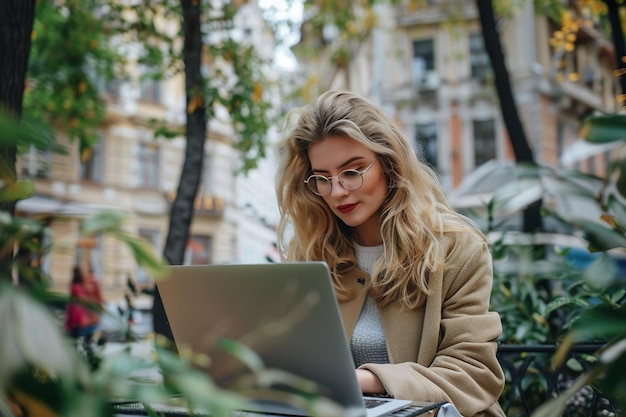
[7,0,625,340]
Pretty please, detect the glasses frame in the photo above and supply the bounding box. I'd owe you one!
[304,159,378,196]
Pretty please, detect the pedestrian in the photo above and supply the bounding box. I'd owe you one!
[65,266,103,342]
[274,90,505,417]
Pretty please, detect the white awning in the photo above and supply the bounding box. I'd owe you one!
[15,196,93,217]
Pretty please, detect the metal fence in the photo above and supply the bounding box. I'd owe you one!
[497,344,619,417]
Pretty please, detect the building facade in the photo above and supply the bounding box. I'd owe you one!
[16,2,281,301]
[294,0,620,201]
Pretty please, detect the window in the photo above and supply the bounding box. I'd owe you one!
[104,78,122,99]
[21,144,52,178]
[92,69,122,100]
[80,140,104,183]
[136,228,161,283]
[412,39,435,86]
[473,119,496,167]
[138,143,160,189]
[415,123,438,170]
[469,33,491,81]
[185,235,213,265]
[139,66,161,103]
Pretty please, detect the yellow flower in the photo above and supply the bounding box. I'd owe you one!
[568,72,579,82]
[252,83,263,103]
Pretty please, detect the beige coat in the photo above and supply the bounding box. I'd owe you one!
[338,231,506,417]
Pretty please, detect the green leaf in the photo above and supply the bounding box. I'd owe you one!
[0,284,87,393]
[113,232,168,280]
[615,159,626,199]
[571,305,626,342]
[214,338,264,373]
[80,210,127,235]
[607,194,626,228]
[583,254,618,289]
[492,179,543,215]
[611,289,626,304]
[544,297,590,315]
[565,357,584,373]
[79,211,167,279]
[577,220,626,251]
[0,112,61,152]
[581,114,626,144]
[0,180,35,202]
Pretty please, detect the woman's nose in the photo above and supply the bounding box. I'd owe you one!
[329,177,349,198]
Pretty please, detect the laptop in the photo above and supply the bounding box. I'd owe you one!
[155,262,415,417]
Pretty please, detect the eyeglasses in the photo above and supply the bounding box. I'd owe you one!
[304,159,377,196]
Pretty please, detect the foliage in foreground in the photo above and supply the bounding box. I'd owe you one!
[0,114,339,416]
[472,113,626,416]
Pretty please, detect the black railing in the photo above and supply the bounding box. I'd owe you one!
[497,344,619,417]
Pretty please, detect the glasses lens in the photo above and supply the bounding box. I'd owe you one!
[307,176,332,196]
[338,170,363,190]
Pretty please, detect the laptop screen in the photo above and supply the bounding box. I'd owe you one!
[156,262,369,416]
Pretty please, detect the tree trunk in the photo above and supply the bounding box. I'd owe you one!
[0,1,36,216]
[152,0,207,340]
[475,0,543,233]
[602,0,626,96]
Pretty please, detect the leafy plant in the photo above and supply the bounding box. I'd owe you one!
[0,111,339,416]
[0,204,341,417]
[530,114,626,416]
[463,112,625,416]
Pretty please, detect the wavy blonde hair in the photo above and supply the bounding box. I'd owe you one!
[275,90,484,309]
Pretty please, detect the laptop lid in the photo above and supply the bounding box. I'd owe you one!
[156,262,411,417]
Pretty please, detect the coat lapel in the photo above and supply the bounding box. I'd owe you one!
[337,268,370,342]
[337,268,423,364]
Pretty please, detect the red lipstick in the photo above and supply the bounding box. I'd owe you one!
[337,204,357,213]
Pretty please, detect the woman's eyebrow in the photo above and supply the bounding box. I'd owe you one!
[312,156,366,173]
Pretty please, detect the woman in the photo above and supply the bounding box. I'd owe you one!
[275,90,505,417]
[65,266,103,341]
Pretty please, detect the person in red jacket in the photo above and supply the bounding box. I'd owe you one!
[65,266,103,341]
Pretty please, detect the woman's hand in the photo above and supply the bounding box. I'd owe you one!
[355,369,386,395]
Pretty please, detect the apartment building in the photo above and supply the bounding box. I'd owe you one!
[294,0,620,213]
[16,2,281,301]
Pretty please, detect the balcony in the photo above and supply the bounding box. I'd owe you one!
[165,191,225,218]
[395,0,477,27]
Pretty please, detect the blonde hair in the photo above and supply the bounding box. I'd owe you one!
[275,90,484,309]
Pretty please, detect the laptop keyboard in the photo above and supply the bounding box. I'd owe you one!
[364,398,391,408]
[112,400,449,416]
